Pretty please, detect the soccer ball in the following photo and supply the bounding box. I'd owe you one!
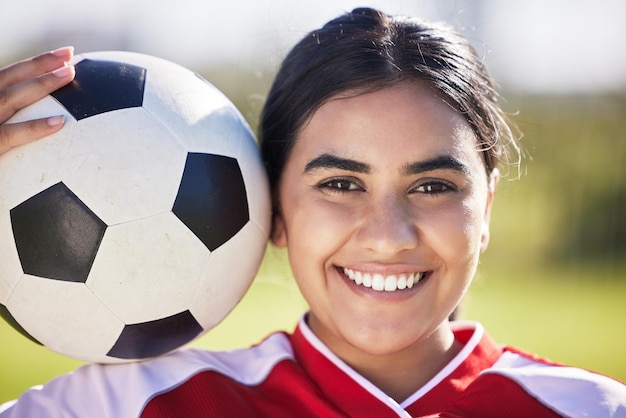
[0,51,271,363]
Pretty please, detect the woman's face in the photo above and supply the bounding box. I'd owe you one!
[271,82,497,357]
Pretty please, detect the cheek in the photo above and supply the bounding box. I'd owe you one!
[463,197,488,246]
[284,199,355,265]
[422,199,485,263]
[292,196,356,233]
[284,201,356,310]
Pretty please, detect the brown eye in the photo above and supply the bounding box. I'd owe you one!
[318,178,363,192]
[414,181,456,195]
[329,180,354,190]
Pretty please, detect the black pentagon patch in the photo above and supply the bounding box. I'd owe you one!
[0,303,42,345]
[106,310,203,359]
[10,182,107,283]
[51,58,146,120]
[173,153,249,251]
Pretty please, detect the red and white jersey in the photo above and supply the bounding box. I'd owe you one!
[1,318,625,417]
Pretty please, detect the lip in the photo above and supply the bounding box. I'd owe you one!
[336,266,429,301]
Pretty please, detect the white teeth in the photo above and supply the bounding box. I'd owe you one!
[384,275,397,292]
[342,268,424,292]
[372,274,385,291]
[397,275,407,290]
[362,273,372,288]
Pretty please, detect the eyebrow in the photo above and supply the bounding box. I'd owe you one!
[303,153,470,176]
[403,155,471,176]
[304,153,369,174]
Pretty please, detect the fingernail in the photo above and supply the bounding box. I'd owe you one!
[51,46,74,58]
[52,65,75,78]
[47,115,64,127]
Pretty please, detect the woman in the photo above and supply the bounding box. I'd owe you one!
[1,8,624,417]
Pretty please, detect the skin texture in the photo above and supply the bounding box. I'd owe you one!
[271,82,498,401]
[0,47,75,155]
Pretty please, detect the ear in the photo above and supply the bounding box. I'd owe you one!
[270,210,288,248]
[480,168,499,253]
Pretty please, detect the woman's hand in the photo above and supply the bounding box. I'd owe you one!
[0,46,76,156]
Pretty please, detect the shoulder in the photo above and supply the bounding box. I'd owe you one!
[0,332,293,418]
[479,347,626,418]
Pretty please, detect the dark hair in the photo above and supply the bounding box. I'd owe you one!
[260,7,519,192]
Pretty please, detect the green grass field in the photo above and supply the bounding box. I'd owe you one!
[465,265,626,379]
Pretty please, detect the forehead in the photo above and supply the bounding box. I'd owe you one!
[292,82,483,173]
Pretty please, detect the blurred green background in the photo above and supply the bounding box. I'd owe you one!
[1,78,625,403]
[1,0,626,405]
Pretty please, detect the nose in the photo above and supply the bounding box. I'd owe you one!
[356,194,418,254]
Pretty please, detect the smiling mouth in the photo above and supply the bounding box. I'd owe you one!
[342,267,426,292]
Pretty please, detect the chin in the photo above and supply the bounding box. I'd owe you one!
[342,321,429,355]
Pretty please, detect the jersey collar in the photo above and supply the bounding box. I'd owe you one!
[290,315,503,416]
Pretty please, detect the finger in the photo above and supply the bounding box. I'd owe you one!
[0,46,74,90]
[0,116,65,156]
[0,64,75,123]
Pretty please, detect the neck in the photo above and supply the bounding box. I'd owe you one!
[309,316,461,403]
[356,333,461,402]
